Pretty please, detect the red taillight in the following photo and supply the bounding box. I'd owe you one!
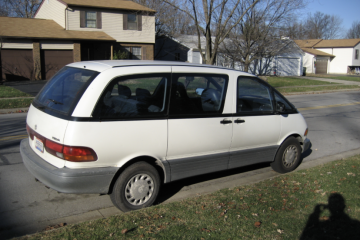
[45,139,64,158]
[63,146,97,162]
[27,124,97,162]
[26,124,34,140]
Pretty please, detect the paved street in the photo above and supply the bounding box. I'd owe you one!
[1,91,360,239]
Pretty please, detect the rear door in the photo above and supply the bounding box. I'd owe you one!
[166,66,233,181]
[229,76,281,169]
[65,66,171,169]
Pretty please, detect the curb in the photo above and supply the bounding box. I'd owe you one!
[7,148,360,240]
[0,107,29,114]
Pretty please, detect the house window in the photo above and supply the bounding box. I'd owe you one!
[132,47,142,59]
[86,11,97,28]
[123,14,142,31]
[80,11,101,29]
[120,46,144,60]
[127,14,138,30]
[356,49,359,60]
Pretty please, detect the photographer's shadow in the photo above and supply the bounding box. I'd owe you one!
[300,193,360,240]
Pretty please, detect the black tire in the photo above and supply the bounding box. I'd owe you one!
[271,137,302,173]
[110,161,160,212]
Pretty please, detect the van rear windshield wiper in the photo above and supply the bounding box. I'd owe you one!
[48,99,63,105]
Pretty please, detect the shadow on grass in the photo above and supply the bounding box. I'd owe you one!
[156,162,271,204]
[156,144,312,205]
[300,193,360,240]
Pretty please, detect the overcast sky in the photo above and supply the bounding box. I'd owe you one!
[301,0,360,38]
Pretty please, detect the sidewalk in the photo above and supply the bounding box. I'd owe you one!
[294,76,360,85]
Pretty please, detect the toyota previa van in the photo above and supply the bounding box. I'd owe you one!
[20,61,310,212]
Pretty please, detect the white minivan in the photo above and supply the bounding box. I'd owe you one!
[21,61,310,212]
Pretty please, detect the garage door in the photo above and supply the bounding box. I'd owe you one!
[1,49,33,80]
[41,50,73,80]
[315,59,327,74]
[277,57,300,76]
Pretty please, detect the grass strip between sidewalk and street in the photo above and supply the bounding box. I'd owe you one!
[19,156,360,240]
[0,98,33,109]
[0,85,33,98]
[277,85,360,94]
[267,77,338,88]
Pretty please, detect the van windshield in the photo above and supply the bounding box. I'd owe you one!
[34,67,99,115]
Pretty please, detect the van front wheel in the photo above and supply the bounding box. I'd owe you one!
[110,161,160,212]
[271,137,301,173]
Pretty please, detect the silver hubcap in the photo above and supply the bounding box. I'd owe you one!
[125,174,154,206]
[282,145,298,168]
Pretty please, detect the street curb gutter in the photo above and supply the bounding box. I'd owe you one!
[8,147,360,240]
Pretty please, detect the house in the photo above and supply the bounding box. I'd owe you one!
[155,35,204,64]
[0,0,156,81]
[295,39,360,74]
[156,35,304,76]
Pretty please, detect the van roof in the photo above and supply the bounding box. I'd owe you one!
[67,60,253,76]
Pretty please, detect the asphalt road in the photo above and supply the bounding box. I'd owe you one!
[1,91,360,239]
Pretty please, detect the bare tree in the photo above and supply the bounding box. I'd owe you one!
[223,0,305,72]
[132,0,195,59]
[3,0,41,18]
[346,21,360,39]
[0,0,9,17]
[162,0,261,65]
[303,11,343,39]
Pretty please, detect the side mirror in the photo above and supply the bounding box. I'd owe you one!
[277,102,286,113]
[195,88,204,96]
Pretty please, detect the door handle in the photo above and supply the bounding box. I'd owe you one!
[220,119,232,124]
[234,119,245,124]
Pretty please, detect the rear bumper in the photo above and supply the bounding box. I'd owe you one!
[20,139,118,194]
[303,138,311,153]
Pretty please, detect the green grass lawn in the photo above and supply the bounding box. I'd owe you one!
[19,156,360,240]
[0,98,33,109]
[267,77,338,88]
[0,85,33,98]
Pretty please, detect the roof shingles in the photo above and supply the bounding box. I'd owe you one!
[61,0,156,12]
[0,17,115,41]
[301,48,335,57]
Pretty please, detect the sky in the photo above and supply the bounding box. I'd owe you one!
[300,0,360,38]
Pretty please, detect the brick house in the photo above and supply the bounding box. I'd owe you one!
[0,0,155,81]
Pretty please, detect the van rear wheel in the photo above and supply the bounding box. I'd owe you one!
[110,161,160,212]
[271,137,301,173]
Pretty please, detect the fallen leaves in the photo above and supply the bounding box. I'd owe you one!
[201,228,211,233]
[121,229,128,234]
[347,172,356,176]
[254,221,261,227]
[44,223,66,231]
[277,229,284,234]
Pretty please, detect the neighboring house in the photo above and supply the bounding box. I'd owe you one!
[249,39,304,76]
[156,35,304,76]
[0,0,155,81]
[155,35,204,64]
[295,39,360,74]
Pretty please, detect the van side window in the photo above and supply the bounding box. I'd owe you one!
[237,77,273,113]
[169,74,228,115]
[94,74,168,118]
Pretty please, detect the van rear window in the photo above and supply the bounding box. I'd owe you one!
[34,67,98,115]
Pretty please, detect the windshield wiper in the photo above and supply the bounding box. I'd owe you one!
[48,99,63,105]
